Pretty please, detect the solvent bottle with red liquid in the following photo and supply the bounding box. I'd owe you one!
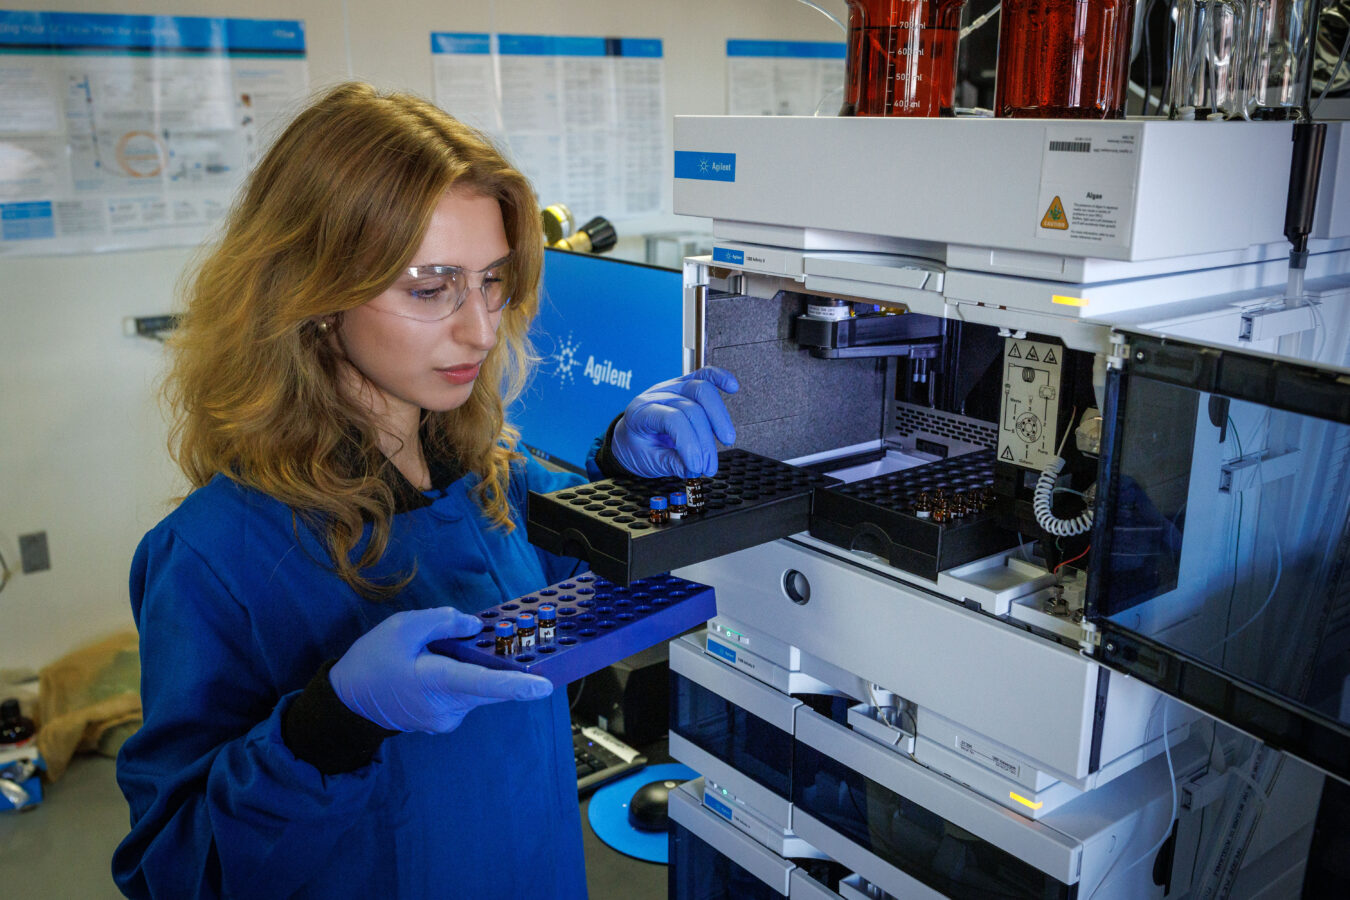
[995,0,1137,118]
[840,0,970,116]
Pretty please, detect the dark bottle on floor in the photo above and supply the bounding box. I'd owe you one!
[1,698,36,745]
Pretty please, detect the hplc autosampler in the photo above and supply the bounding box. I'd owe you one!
[652,116,1350,899]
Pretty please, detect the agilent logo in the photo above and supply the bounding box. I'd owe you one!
[543,333,633,391]
[582,356,633,390]
[674,151,736,183]
[546,333,582,384]
[694,157,732,176]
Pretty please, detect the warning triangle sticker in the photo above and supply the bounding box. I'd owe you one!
[1041,196,1069,230]
[1025,346,1039,362]
[1008,344,1022,359]
[1043,348,1058,364]
[1000,446,1015,461]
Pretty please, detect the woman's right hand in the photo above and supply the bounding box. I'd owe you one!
[610,366,739,478]
[329,608,552,733]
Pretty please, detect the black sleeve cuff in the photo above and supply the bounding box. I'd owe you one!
[281,659,399,775]
[591,413,633,479]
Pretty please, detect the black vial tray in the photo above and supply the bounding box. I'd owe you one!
[527,448,839,585]
[808,449,1015,581]
[795,311,943,358]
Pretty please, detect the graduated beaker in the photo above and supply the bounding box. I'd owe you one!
[840,0,970,116]
[995,0,1138,118]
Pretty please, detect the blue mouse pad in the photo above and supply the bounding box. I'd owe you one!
[587,763,698,863]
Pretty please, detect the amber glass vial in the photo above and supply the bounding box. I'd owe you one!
[995,0,1136,118]
[841,0,969,116]
[684,478,708,514]
[494,620,518,656]
[516,612,537,649]
[537,604,557,643]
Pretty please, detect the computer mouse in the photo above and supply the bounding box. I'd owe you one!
[627,778,682,832]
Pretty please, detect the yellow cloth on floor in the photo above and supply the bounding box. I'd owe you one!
[35,630,142,781]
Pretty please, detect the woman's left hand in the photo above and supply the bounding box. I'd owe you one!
[610,366,739,478]
[329,607,552,734]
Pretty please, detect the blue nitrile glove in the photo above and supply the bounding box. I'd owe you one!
[611,366,740,478]
[329,607,552,734]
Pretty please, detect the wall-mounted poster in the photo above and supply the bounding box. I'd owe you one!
[726,39,845,117]
[432,33,667,225]
[0,11,307,256]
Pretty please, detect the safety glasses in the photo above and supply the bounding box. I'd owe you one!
[372,256,513,322]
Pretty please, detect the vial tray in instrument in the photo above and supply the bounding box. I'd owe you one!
[526,448,839,585]
[808,450,1015,581]
[428,572,716,687]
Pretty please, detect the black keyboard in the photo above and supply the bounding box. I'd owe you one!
[573,722,645,795]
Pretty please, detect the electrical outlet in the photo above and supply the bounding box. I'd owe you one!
[18,532,50,573]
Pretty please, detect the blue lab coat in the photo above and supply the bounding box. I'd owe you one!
[113,451,589,899]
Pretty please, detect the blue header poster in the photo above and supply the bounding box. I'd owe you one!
[431,32,668,225]
[0,10,308,257]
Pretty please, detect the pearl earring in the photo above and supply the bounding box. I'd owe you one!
[316,319,332,335]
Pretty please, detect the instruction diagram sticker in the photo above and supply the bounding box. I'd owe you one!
[998,337,1064,471]
[1034,123,1141,251]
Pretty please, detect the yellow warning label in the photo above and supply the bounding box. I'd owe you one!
[1040,196,1069,230]
[1052,295,1087,307]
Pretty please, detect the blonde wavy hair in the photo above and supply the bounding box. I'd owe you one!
[166,82,543,598]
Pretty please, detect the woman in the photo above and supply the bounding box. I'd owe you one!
[113,82,737,899]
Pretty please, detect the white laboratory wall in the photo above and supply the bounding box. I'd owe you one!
[0,0,841,671]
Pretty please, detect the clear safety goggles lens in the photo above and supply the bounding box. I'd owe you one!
[383,262,513,322]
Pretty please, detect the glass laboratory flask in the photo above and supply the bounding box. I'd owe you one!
[1240,0,1323,118]
[1166,0,1249,118]
[840,0,971,116]
[1167,1,1321,119]
[994,0,1138,118]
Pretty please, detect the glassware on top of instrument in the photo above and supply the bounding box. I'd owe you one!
[1168,0,1323,120]
[1167,0,1247,118]
[840,0,970,117]
[995,0,1138,118]
[1240,0,1318,118]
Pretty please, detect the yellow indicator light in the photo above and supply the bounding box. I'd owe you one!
[1009,792,1044,811]
[1051,295,1088,307]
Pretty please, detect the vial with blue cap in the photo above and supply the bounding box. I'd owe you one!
[517,612,537,649]
[537,604,557,643]
[648,495,669,525]
[668,491,687,520]
[494,620,518,656]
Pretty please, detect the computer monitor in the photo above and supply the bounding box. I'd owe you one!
[511,248,684,473]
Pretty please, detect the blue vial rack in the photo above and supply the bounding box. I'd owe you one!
[428,572,717,687]
[527,448,839,585]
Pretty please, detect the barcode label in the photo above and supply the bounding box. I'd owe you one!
[1049,140,1091,153]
